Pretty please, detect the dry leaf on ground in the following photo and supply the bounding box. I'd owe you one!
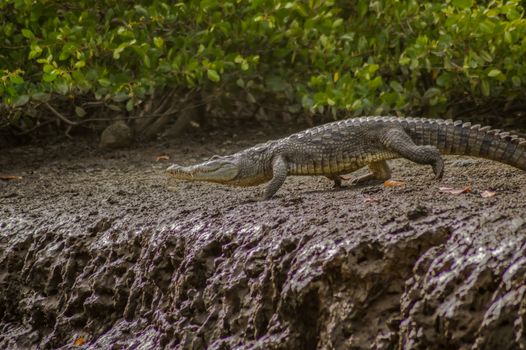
[439,186,472,195]
[384,180,405,187]
[73,336,86,346]
[480,190,497,198]
[156,155,170,161]
[0,175,22,181]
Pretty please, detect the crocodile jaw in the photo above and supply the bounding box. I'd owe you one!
[167,159,239,184]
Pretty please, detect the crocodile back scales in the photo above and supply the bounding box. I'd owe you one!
[271,116,526,175]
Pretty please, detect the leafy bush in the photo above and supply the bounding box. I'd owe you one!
[1,0,525,135]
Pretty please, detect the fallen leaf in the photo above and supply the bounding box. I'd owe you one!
[0,175,22,181]
[480,190,497,198]
[73,336,86,346]
[156,155,170,161]
[384,180,405,187]
[439,186,472,195]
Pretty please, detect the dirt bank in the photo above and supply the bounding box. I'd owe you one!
[1,124,525,349]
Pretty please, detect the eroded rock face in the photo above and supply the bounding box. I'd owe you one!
[2,213,525,350]
[1,131,525,349]
[399,217,526,350]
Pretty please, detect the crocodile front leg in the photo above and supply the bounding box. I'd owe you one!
[263,155,288,199]
[381,128,444,178]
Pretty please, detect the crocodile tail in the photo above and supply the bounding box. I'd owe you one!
[402,118,526,171]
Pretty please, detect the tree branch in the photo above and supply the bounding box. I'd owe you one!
[44,102,78,126]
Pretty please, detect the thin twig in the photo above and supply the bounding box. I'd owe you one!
[12,119,55,135]
[44,102,78,126]
[81,101,106,108]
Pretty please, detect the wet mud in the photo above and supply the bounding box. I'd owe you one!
[1,125,525,349]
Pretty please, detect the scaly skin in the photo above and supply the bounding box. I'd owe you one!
[167,117,526,199]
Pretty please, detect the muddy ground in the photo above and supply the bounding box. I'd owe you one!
[1,122,525,350]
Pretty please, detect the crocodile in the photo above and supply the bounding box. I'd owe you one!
[167,117,526,199]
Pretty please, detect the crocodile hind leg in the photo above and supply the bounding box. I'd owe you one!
[381,128,444,178]
[350,160,392,185]
[326,175,343,188]
[263,155,288,199]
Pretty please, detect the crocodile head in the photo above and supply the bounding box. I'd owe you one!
[166,151,271,187]
[167,154,239,184]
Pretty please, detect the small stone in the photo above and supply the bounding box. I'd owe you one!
[451,159,478,167]
[99,121,133,149]
[406,205,429,220]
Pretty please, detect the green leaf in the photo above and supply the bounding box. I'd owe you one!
[436,73,452,87]
[266,76,287,92]
[55,81,69,95]
[117,27,134,38]
[126,99,134,112]
[143,55,151,68]
[59,43,76,61]
[487,69,502,78]
[479,20,495,34]
[153,37,164,49]
[134,5,148,16]
[390,81,403,92]
[301,94,313,109]
[75,106,87,117]
[368,76,383,90]
[479,50,493,63]
[332,18,343,28]
[481,79,490,96]
[112,93,129,102]
[424,87,441,100]
[21,29,34,39]
[113,47,125,60]
[29,45,43,59]
[246,92,256,104]
[43,64,55,73]
[351,99,363,110]
[452,0,472,9]
[380,92,398,105]
[10,75,24,85]
[32,92,50,102]
[98,78,111,87]
[3,23,13,36]
[367,64,379,74]
[13,94,30,107]
[399,56,410,66]
[43,73,57,82]
[207,69,220,82]
[287,104,302,113]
